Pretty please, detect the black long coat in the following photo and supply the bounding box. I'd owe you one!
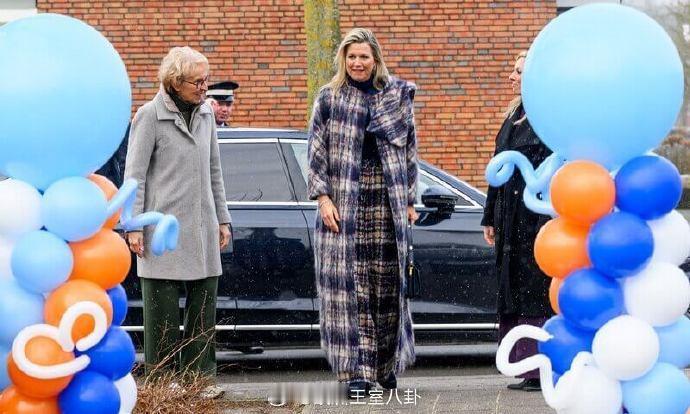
[482,105,553,317]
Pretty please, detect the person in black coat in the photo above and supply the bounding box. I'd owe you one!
[96,123,129,188]
[482,51,553,392]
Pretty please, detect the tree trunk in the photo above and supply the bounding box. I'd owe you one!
[304,0,340,123]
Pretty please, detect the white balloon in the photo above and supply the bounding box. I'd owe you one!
[624,262,690,327]
[592,315,659,381]
[0,237,14,280]
[114,373,137,414]
[0,179,42,240]
[647,210,690,266]
[557,364,622,414]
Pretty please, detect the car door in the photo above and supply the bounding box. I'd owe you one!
[412,167,498,332]
[218,138,316,346]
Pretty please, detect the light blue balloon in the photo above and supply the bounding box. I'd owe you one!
[522,4,684,170]
[42,177,108,242]
[11,230,73,294]
[656,317,690,369]
[0,14,131,190]
[622,363,690,414]
[0,346,9,391]
[0,279,44,345]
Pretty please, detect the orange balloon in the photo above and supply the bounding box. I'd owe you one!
[7,336,74,398]
[44,280,113,342]
[549,277,563,314]
[0,386,60,414]
[534,217,591,278]
[89,174,121,228]
[69,228,131,290]
[551,161,615,225]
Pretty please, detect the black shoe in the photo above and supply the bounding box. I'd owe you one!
[521,379,541,392]
[507,379,529,390]
[378,373,397,390]
[347,380,370,399]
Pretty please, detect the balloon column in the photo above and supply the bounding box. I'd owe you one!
[488,5,690,414]
[0,14,179,414]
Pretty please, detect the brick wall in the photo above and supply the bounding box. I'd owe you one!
[37,0,555,188]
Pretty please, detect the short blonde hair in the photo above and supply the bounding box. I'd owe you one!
[326,28,390,95]
[158,46,209,91]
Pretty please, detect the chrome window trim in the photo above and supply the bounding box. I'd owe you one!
[219,138,279,144]
[122,323,497,332]
[280,138,309,144]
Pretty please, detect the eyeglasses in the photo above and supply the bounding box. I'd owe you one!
[182,76,209,89]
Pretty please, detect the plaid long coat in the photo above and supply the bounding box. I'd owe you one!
[308,76,418,375]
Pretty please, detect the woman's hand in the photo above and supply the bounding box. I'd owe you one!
[219,224,231,249]
[407,206,419,224]
[483,226,495,246]
[127,231,145,258]
[318,195,340,233]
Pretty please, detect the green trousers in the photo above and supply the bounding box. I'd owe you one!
[141,276,218,378]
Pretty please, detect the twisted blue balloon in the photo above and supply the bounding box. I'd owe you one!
[486,152,565,216]
[106,179,179,256]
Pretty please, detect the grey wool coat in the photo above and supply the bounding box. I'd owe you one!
[124,87,231,281]
[308,76,418,375]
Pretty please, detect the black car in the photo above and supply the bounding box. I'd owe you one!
[122,127,499,349]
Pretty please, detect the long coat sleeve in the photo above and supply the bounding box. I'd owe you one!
[124,88,231,281]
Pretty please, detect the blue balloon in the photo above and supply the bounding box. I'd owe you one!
[11,230,73,294]
[588,212,653,279]
[79,326,135,381]
[615,155,682,220]
[107,284,128,326]
[42,177,108,242]
[0,346,10,391]
[656,317,690,369]
[559,268,624,331]
[0,279,44,345]
[538,315,595,375]
[522,4,683,170]
[0,14,131,190]
[622,363,690,414]
[58,370,120,414]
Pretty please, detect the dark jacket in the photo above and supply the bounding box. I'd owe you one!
[96,123,130,188]
[482,105,553,317]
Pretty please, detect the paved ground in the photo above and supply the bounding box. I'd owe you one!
[211,344,690,414]
[214,344,555,414]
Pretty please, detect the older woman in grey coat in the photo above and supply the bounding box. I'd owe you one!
[124,46,231,391]
[308,28,419,396]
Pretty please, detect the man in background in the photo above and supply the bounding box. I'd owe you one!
[206,80,238,127]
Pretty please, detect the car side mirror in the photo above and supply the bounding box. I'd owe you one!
[421,185,458,212]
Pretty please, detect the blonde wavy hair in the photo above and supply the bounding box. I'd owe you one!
[504,51,528,123]
[158,46,209,92]
[326,28,390,95]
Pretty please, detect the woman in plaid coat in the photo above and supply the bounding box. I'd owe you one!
[308,28,419,396]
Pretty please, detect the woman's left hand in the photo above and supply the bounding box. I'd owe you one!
[407,206,419,224]
[219,224,231,250]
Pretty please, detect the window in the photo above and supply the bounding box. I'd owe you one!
[287,140,475,207]
[219,143,294,202]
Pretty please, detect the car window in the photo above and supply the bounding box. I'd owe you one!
[219,142,294,202]
[288,141,473,207]
[290,142,309,188]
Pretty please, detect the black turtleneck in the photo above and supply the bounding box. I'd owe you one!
[168,88,198,129]
[348,75,380,161]
[348,75,377,96]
